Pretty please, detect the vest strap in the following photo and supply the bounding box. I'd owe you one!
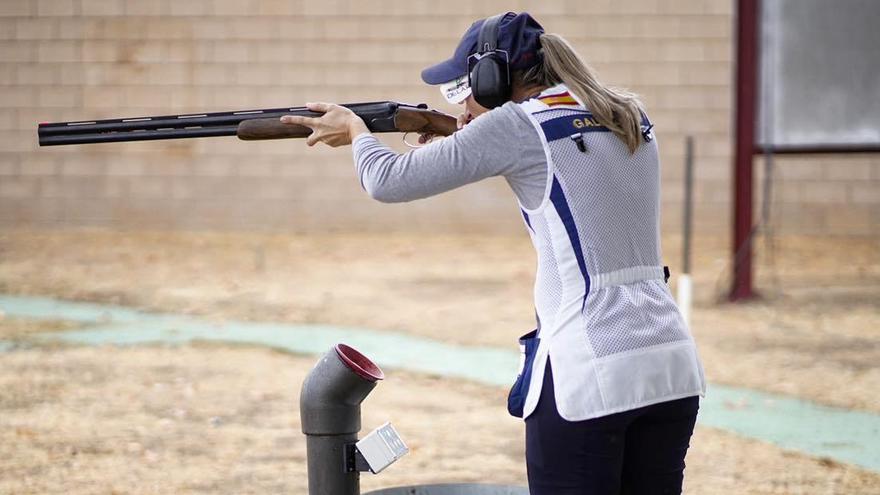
[591,265,667,289]
[540,114,611,142]
[539,111,653,143]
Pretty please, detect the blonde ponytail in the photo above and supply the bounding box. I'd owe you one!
[520,33,644,154]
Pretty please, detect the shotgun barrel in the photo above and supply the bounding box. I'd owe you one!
[37,101,457,146]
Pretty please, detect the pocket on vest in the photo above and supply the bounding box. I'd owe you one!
[507,329,540,418]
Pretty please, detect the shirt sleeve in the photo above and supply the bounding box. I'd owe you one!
[352,102,544,204]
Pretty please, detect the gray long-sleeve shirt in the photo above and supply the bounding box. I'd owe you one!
[352,102,548,210]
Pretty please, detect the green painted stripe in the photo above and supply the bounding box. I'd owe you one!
[0,295,516,386]
[1,294,878,472]
[699,386,880,470]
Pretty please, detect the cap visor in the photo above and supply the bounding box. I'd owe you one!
[441,76,471,104]
[421,57,467,85]
[444,86,471,104]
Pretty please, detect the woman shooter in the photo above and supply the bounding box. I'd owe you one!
[281,12,707,495]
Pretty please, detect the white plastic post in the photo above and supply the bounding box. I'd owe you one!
[677,274,692,327]
[679,136,694,328]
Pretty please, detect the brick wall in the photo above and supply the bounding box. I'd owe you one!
[1,0,878,235]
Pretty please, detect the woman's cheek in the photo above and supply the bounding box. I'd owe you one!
[463,96,489,119]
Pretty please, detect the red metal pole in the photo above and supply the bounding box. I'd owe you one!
[730,0,759,301]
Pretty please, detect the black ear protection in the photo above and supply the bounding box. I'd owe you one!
[468,13,512,109]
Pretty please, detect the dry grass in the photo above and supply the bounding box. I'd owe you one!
[1,230,878,412]
[0,316,79,341]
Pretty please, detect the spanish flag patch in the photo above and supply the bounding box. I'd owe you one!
[538,91,579,107]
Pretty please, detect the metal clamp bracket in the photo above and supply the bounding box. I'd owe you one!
[344,443,372,473]
[344,422,409,475]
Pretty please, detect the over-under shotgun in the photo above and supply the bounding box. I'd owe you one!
[38,101,457,146]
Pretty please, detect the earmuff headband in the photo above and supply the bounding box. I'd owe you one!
[477,13,504,53]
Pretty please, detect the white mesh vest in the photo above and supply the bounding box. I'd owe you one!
[513,84,706,421]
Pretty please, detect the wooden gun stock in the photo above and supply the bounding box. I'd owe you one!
[392,106,458,137]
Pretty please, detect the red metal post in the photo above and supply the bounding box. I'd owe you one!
[731,0,759,301]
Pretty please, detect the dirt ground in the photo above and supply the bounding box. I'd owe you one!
[2,343,879,495]
[1,229,879,493]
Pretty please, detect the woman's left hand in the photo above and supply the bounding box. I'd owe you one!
[280,102,369,147]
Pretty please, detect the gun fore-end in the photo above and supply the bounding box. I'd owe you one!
[237,118,311,141]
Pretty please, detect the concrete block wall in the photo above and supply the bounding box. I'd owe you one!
[0,0,878,235]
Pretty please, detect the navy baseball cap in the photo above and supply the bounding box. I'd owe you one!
[421,12,545,85]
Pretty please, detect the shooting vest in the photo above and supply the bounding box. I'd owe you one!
[508,84,706,421]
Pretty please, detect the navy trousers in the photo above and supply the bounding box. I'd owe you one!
[525,363,700,495]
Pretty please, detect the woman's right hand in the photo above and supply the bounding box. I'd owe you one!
[417,111,472,144]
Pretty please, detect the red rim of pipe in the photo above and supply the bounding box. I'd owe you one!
[335,344,385,382]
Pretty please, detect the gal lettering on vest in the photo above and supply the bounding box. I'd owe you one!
[572,116,601,129]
